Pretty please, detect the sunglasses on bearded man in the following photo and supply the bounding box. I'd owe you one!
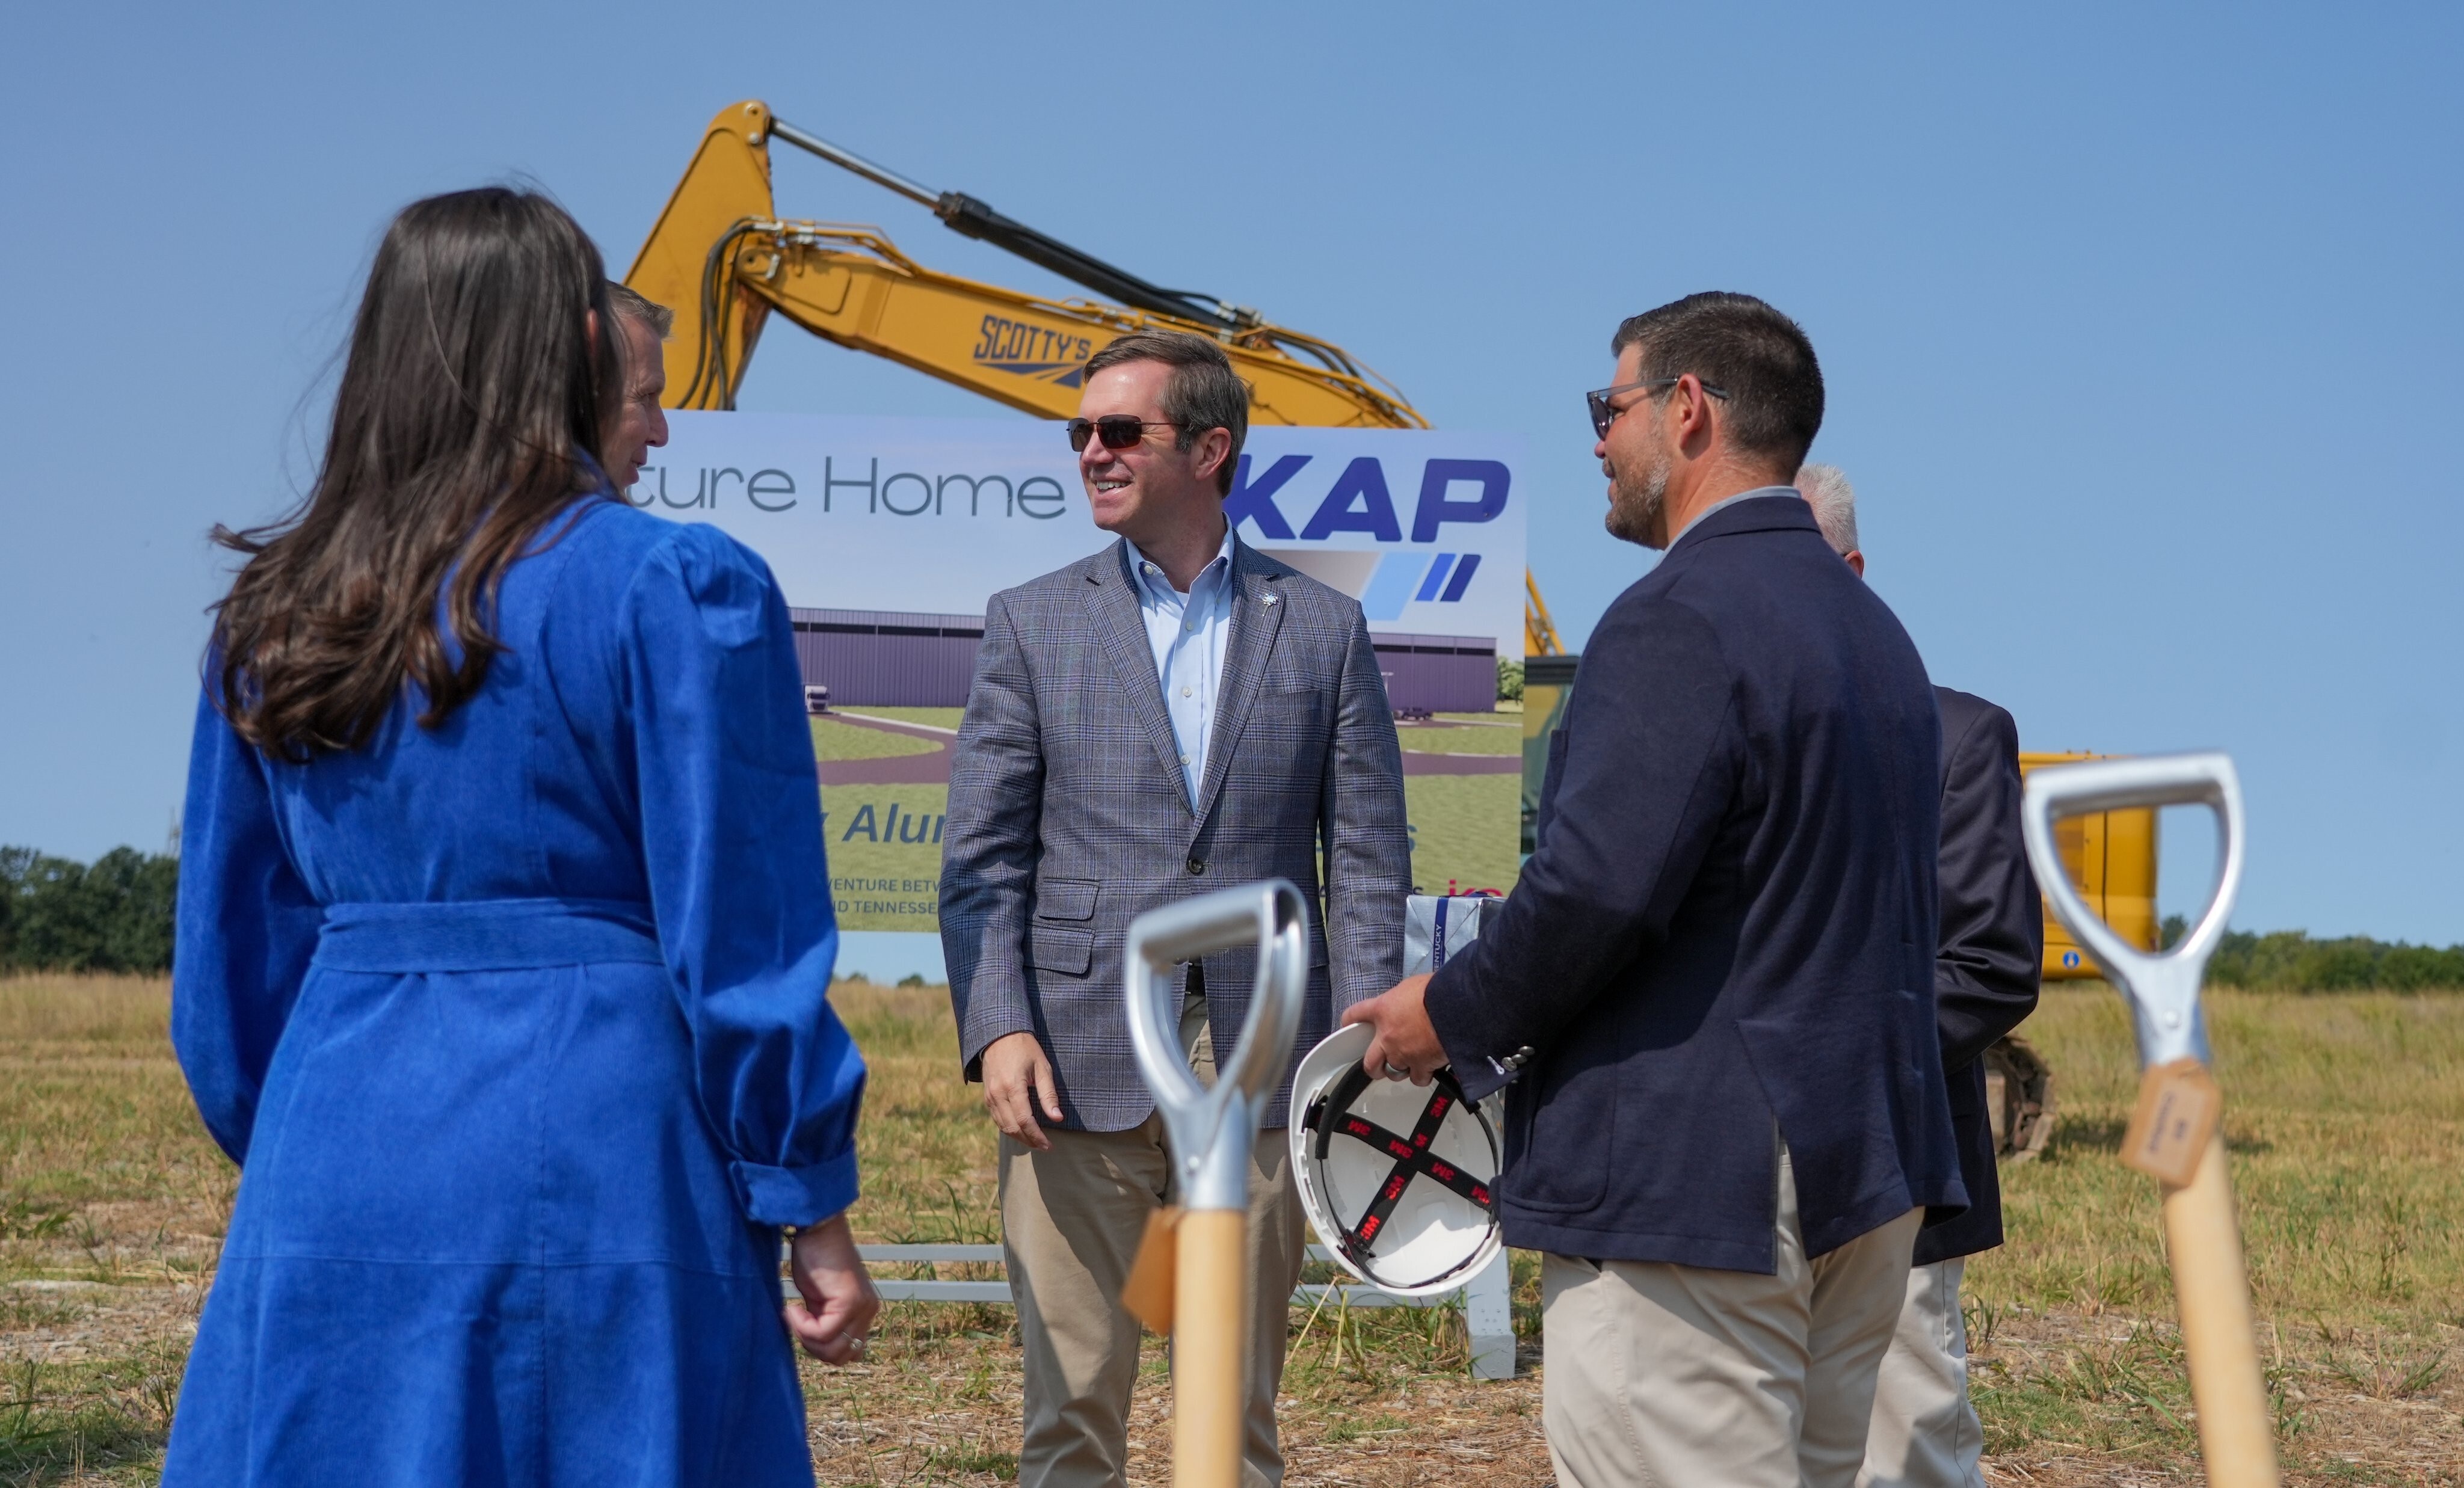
[1585,377,1729,441]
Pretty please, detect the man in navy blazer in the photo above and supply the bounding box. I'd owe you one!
[1797,464,2042,1488]
[1348,294,1967,1488]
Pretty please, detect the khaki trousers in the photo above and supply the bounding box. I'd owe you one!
[1857,1259,1986,1488]
[997,992,1307,1488]
[1541,1149,1924,1488]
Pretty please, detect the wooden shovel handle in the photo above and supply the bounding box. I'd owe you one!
[2160,1131,2279,1487]
[1172,1208,1249,1488]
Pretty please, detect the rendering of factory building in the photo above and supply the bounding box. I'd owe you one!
[788,607,1498,715]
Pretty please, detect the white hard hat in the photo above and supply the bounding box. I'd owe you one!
[1289,1023,1503,1297]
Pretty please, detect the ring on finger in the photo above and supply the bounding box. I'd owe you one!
[1381,1060,1410,1078]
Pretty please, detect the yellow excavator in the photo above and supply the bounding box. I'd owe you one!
[627,100,2151,1149]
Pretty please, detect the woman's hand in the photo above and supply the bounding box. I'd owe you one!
[783,1214,880,1365]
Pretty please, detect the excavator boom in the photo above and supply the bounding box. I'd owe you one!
[626,101,1422,429]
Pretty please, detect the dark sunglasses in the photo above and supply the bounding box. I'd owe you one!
[1586,377,1729,440]
[1065,416,1180,452]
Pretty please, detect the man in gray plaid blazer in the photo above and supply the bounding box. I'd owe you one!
[941,330,1411,1488]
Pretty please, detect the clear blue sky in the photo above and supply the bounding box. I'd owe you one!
[4,3,2456,941]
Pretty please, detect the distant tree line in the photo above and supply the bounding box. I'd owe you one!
[2210,930,2464,991]
[0,846,179,973]
[9,837,2460,991]
[2161,915,2464,991]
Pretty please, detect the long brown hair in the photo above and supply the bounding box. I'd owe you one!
[209,188,624,760]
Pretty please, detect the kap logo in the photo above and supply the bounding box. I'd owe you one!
[1228,453,1511,619]
[972,315,1094,386]
[1228,453,1509,544]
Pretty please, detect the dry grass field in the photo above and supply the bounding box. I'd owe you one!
[2,974,2457,1485]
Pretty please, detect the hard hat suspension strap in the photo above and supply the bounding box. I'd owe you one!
[1304,1066,1497,1271]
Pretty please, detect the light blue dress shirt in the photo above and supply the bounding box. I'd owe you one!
[1124,522,1237,808]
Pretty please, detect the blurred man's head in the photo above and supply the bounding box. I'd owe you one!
[1594,292,1823,549]
[1796,462,1864,576]
[604,283,671,491]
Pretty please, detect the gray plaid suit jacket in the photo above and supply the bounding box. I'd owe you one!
[940,535,1412,1131]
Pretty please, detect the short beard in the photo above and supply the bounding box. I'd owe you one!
[1604,443,1672,549]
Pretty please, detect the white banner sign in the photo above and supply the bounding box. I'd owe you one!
[632,413,1527,653]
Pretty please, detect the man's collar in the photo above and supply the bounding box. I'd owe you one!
[1123,518,1236,598]
[1666,486,1810,552]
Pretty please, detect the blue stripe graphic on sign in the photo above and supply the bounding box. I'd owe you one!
[1360,554,1429,620]
[1440,552,1482,601]
[1414,555,1458,602]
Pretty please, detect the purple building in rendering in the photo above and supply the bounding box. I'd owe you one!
[787,609,985,709]
[788,607,1497,715]
[1368,632,1498,715]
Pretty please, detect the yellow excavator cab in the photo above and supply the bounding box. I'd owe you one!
[2019,752,2161,979]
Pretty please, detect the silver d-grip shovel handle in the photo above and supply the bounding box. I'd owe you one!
[1123,881,1308,1488]
[2020,751,2246,1068]
[1123,879,1310,1211]
[2020,750,2278,1488]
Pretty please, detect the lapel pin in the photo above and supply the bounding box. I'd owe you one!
[1263,592,1280,606]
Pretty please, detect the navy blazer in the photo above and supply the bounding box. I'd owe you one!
[1915,686,2044,1264]
[1425,493,1967,1270]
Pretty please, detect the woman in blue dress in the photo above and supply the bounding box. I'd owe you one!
[164,187,876,1486]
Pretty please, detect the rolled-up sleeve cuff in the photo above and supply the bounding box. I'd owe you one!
[732,1148,860,1229]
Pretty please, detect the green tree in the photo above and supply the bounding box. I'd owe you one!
[85,847,179,971]
[0,844,180,973]
[2206,927,2464,992]
[2379,943,2464,991]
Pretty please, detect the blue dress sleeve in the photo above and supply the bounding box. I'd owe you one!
[171,687,324,1164]
[623,524,867,1228]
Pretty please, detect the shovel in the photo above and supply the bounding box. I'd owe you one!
[1120,881,1310,1488]
[2020,751,2277,1487]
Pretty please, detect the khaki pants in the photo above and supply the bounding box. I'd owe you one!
[1541,1148,1924,1488]
[1857,1258,1986,1488]
[997,989,1307,1488]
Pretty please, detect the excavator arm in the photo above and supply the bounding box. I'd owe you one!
[1523,573,1563,658]
[626,102,1423,428]
[625,100,1562,649]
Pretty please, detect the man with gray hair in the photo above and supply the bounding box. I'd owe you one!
[1797,464,2044,1488]
[943,330,1412,1488]
[603,282,671,493]
[1797,462,1863,573]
